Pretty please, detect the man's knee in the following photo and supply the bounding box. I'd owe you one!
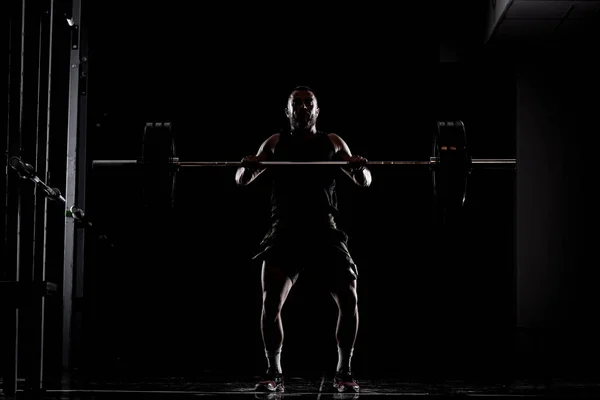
[331,279,358,314]
[262,293,284,320]
[342,290,358,314]
[261,261,295,320]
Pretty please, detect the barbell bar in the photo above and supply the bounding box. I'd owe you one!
[92,158,516,168]
[88,120,516,213]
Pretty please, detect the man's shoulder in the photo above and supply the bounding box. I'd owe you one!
[326,132,345,150]
[266,133,281,146]
[327,133,349,153]
[259,133,281,153]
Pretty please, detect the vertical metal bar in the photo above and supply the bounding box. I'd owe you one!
[19,0,42,393]
[72,0,88,372]
[3,0,25,396]
[29,0,54,391]
[62,0,81,371]
[75,13,88,376]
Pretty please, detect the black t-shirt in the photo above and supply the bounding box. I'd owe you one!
[267,130,340,222]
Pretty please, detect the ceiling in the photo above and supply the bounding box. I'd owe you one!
[487,0,600,45]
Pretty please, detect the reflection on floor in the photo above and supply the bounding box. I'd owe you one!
[3,370,600,399]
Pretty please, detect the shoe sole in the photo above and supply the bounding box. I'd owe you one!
[255,383,284,392]
[334,384,359,393]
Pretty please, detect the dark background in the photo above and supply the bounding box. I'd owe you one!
[79,1,516,380]
[11,0,600,386]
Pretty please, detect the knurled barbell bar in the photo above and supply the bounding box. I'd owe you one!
[90,121,516,210]
[92,159,515,167]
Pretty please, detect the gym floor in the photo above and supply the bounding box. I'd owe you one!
[4,371,600,399]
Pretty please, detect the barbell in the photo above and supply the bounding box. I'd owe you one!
[91,120,516,212]
[93,159,515,167]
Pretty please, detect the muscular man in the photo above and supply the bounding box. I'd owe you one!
[235,86,371,393]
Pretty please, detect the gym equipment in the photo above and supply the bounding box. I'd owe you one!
[91,121,516,211]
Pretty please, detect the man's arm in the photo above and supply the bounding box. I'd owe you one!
[235,134,279,186]
[328,133,372,187]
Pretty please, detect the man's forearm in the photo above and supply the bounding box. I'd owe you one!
[235,167,265,185]
[352,167,372,187]
[341,167,372,187]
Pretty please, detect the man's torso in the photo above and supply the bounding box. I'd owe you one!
[267,131,340,222]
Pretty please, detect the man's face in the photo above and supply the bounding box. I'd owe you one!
[286,90,319,132]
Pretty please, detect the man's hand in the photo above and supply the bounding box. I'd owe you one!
[241,155,263,171]
[235,134,278,186]
[348,155,368,173]
[342,155,371,187]
[236,155,266,186]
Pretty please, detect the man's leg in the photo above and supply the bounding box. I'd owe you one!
[330,277,360,393]
[256,260,294,392]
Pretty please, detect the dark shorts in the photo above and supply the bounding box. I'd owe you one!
[252,214,358,285]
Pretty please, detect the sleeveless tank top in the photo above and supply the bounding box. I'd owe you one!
[267,130,339,222]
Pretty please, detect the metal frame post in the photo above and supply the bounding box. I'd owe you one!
[62,0,85,373]
[28,0,56,393]
[73,0,89,373]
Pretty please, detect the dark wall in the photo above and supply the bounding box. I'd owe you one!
[514,41,600,378]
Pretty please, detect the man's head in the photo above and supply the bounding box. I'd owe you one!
[285,86,319,134]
